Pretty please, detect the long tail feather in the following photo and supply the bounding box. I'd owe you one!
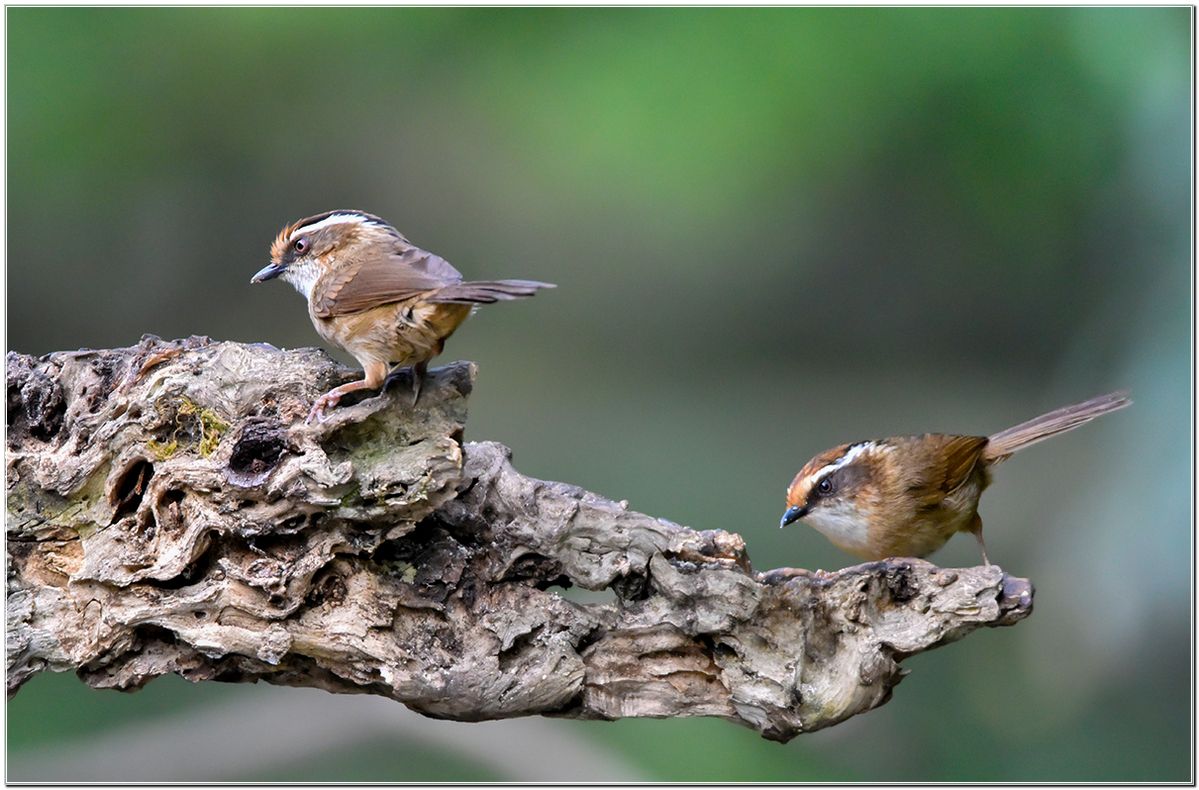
[984,390,1131,462]
[427,279,555,304]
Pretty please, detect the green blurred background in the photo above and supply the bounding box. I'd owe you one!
[6,7,1192,782]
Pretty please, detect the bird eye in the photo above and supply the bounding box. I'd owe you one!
[293,238,308,254]
[817,478,834,496]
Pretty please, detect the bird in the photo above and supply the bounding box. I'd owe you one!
[251,210,554,423]
[779,391,1131,564]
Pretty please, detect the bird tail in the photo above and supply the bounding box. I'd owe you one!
[983,390,1131,462]
[427,279,555,304]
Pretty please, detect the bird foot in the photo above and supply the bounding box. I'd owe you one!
[306,391,341,424]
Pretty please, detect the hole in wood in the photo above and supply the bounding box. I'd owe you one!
[110,457,154,522]
[226,420,286,484]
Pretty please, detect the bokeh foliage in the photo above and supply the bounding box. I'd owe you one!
[7,7,1191,782]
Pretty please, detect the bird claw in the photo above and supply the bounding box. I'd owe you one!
[306,393,340,424]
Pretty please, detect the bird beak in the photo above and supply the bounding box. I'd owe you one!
[779,505,807,528]
[251,262,286,283]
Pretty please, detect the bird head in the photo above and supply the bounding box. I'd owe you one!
[251,210,399,297]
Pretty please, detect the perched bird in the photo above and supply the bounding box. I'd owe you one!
[252,210,554,422]
[780,391,1131,564]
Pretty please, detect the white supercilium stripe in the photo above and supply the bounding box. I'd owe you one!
[290,213,375,240]
[810,441,887,483]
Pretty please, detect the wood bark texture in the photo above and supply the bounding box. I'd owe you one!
[6,336,1033,742]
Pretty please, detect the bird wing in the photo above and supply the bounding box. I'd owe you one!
[933,434,990,494]
[312,244,464,318]
[906,434,989,508]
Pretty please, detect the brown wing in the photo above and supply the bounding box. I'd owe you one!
[313,244,464,318]
[932,435,989,493]
[904,434,989,510]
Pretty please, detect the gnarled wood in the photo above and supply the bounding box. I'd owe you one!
[6,336,1033,741]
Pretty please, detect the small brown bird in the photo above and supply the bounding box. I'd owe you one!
[780,391,1131,564]
[252,210,554,422]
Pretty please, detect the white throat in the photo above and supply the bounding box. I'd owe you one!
[281,260,321,300]
[804,501,870,554]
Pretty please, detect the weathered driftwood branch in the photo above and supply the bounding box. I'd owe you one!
[6,336,1033,742]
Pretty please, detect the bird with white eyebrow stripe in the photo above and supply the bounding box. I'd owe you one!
[780,392,1131,564]
[252,210,554,423]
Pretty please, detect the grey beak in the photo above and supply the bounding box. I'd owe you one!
[780,505,807,528]
[251,263,286,283]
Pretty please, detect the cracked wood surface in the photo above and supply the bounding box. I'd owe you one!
[6,336,1033,742]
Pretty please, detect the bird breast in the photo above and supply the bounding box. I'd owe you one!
[309,299,471,369]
